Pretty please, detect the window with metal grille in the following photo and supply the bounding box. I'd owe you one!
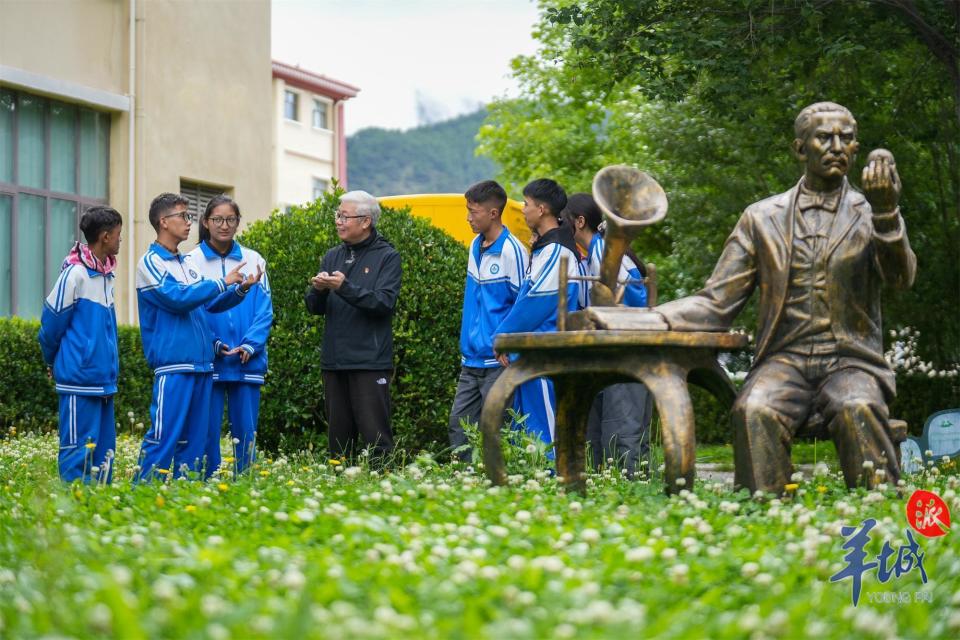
[179,180,230,222]
[312,99,328,129]
[0,88,110,318]
[312,177,329,201]
[284,90,298,121]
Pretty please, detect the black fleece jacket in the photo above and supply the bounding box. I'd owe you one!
[304,231,402,370]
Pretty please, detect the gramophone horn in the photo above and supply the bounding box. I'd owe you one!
[590,165,667,306]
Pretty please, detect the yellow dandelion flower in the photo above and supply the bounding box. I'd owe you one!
[328,459,342,466]
[84,442,97,450]
[259,470,270,477]
[184,505,197,513]
[156,468,171,475]
[222,456,235,464]
[155,495,165,508]
[784,483,799,492]
[74,489,83,499]
[301,466,311,472]
[217,483,229,492]
[287,480,296,486]
[816,485,828,494]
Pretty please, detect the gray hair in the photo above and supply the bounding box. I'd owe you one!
[340,190,381,225]
[794,102,857,140]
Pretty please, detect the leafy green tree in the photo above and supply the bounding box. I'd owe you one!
[479,0,959,364]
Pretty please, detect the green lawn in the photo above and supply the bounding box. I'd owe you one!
[697,441,841,470]
[1,431,958,639]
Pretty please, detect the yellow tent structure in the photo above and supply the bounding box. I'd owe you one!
[378,194,531,247]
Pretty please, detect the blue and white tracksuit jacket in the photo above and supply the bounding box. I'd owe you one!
[495,226,583,445]
[188,240,273,472]
[39,259,119,483]
[135,242,248,479]
[584,234,648,308]
[460,228,528,368]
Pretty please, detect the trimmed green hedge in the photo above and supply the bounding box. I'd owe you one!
[0,317,152,431]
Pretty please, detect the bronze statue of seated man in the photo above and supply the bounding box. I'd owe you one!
[655,102,916,494]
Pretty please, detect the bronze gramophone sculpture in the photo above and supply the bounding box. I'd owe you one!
[480,165,747,495]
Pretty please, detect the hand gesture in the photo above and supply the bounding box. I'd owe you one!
[311,271,330,290]
[224,261,248,286]
[862,148,901,214]
[310,270,345,291]
[239,264,264,293]
[495,352,510,368]
[224,346,252,364]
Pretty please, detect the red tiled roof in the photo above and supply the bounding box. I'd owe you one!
[272,60,360,100]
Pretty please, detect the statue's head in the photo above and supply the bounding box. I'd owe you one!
[793,102,859,185]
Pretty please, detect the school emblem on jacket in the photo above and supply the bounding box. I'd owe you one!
[490,264,500,274]
[189,269,198,279]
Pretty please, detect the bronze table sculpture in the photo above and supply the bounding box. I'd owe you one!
[657,102,916,493]
[480,166,749,495]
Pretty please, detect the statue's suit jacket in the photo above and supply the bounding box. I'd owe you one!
[658,178,916,398]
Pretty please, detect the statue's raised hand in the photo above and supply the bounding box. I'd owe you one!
[862,148,900,214]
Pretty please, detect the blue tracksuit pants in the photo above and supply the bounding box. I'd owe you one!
[512,377,556,453]
[58,394,116,483]
[138,372,213,481]
[205,381,261,475]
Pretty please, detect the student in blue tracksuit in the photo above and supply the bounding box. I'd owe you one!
[448,180,528,461]
[494,179,582,448]
[39,206,123,483]
[188,195,272,474]
[136,193,262,481]
[563,193,653,476]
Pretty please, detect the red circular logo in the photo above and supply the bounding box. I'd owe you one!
[906,490,951,538]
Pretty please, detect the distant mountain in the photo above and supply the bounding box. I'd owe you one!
[347,110,496,195]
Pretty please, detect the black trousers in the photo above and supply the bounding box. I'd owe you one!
[323,369,395,461]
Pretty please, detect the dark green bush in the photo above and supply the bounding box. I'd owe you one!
[238,191,466,453]
[0,318,152,431]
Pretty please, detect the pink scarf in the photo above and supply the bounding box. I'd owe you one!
[63,241,117,276]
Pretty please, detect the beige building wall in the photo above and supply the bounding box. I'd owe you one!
[273,78,337,208]
[0,0,272,325]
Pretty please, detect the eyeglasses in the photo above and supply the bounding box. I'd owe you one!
[162,211,197,223]
[335,211,369,222]
[209,216,240,228]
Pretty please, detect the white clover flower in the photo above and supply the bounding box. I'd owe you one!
[668,563,689,584]
[515,510,531,523]
[273,511,289,521]
[790,472,804,483]
[741,562,760,578]
[861,460,874,470]
[625,546,655,562]
[661,547,677,560]
[581,528,600,544]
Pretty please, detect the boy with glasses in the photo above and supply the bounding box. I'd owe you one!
[135,192,262,480]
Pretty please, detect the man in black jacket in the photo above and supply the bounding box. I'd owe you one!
[305,191,402,462]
